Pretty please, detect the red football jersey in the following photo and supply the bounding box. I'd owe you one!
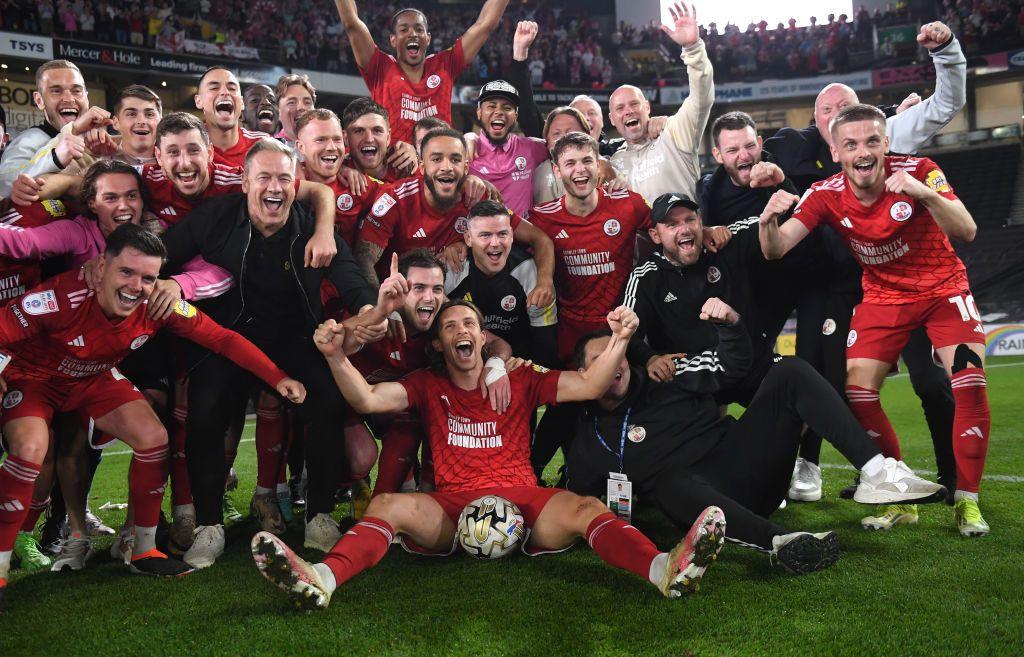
[359,40,467,145]
[213,128,271,168]
[359,176,521,256]
[399,365,560,492]
[326,176,381,247]
[143,162,243,226]
[529,188,652,322]
[792,155,970,305]
[0,201,68,301]
[350,332,428,384]
[0,270,287,386]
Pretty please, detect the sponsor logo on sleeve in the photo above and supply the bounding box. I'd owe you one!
[925,169,951,193]
[372,193,397,218]
[11,306,29,327]
[41,199,67,218]
[173,300,197,319]
[22,290,59,315]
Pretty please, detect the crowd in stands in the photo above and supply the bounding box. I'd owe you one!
[2,0,1022,87]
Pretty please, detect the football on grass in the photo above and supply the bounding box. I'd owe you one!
[457,495,526,559]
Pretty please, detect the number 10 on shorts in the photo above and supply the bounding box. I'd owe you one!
[948,294,980,322]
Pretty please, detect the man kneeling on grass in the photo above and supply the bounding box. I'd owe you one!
[252,281,726,609]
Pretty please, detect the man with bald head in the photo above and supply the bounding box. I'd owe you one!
[608,3,713,203]
[763,22,966,504]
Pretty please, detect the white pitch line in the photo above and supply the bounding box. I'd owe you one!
[819,462,1024,484]
[887,360,1024,379]
[103,436,255,457]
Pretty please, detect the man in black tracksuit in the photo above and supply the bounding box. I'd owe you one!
[564,299,946,573]
[764,111,957,497]
[162,140,376,566]
[623,193,775,406]
[445,200,559,367]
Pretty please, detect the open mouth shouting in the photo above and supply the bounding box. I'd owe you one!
[852,158,876,178]
[415,303,436,325]
[174,169,200,191]
[358,143,381,165]
[433,172,457,195]
[489,118,507,135]
[57,104,80,123]
[570,173,591,194]
[453,338,474,360]
[319,150,340,171]
[115,288,142,312]
[215,99,235,121]
[131,125,152,139]
[405,40,422,58]
[262,193,285,215]
[623,117,641,132]
[484,247,505,267]
[677,233,697,257]
[112,211,134,225]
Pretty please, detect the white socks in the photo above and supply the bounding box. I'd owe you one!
[312,562,338,593]
[647,552,668,585]
[134,525,157,555]
[954,490,978,502]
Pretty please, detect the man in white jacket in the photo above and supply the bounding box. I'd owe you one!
[0,60,114,197]
[608,3,714,204]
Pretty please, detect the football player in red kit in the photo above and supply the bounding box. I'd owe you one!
[252,293,726,611]
[528,131,653,364]
[0,224,305,612]
[335,0,509,145]
[355,127,555,296]
[759,104,990,537]
[194,67,270,169]
[294,109,381,248]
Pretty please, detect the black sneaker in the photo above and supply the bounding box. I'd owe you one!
[289,476,306,508]
[39,511,68,556]
[838,474,860,500]
[771,531,840,574]
[128,552,195,577]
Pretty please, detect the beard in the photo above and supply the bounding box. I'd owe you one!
[423,174,465,210]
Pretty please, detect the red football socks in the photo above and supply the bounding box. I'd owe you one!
[951,368,990,494]
[129,445,168,528]
[0,456,41,552]
[372,420,421,496]
[584,512,661,579]
[846,385,902,459]
[321,516,394,586]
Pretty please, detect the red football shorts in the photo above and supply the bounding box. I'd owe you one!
[557,316,607,366]
[0,368,144,430]
[398,485,566,556]
[846,293,986,364]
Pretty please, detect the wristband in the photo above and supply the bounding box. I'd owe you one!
[484,357,507,385]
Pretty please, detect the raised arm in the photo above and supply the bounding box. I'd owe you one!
[315,318,411,414]
[661,3,714,155]
[334,0,377,69]
[759,190,809,260]
[886,24,965,154]
[508,21,543,138]
[460,0,510,64]
[555,306,638,403]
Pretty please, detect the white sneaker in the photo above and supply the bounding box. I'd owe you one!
[854,458,946,504]
[787,458,823,502]
[110,526,134,565]
[304,513,342,552]
[51,534,94,571]
[183,525,225,569]
[170,509,197,553]
[84,509,115,536]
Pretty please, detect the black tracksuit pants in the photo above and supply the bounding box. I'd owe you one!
[651,358,879,550]
[186,330,348,526]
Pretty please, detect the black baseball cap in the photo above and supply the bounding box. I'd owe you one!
[477,80,519,107]
[651,193,700,223]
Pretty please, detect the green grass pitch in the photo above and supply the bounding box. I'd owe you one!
[3,357,1023,657]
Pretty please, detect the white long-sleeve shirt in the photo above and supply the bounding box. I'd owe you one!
[886,37,967,154]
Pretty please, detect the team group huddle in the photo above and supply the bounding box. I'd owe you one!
[0,0,992,613]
